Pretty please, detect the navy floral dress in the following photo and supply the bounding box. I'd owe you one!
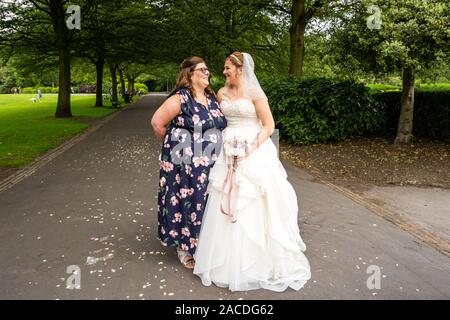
[157,88,227,254]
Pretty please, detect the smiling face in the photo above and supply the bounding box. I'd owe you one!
[223,59,242,86]
[191,62,210,89]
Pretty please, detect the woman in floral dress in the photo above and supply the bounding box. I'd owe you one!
[151,56,227,269]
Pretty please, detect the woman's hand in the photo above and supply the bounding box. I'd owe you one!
[252,98,275,149]
[244,141,255,158]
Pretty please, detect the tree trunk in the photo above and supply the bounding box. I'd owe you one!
[289,0,307,77]
[50,0,72,118]
[55,45,72,117]
[118,67,126,97]
[110,64,118,103]
[95,56,104,107]
[126,75,132,93]
[394,66,415,144]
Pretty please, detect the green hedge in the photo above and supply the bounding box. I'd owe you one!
[261,77,385,145]
[117,82,149,94]
[22,87,59,94]
[374,91,450,142]
[135,83,148,94]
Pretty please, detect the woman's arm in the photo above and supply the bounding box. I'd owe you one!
[151,94,182,140]
[216,87,225,104]
[247,98,275,155]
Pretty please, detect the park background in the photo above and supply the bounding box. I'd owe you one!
[0,0,449,192]
[0,0,450,301]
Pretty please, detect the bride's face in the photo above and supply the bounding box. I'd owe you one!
[223,59,242,85]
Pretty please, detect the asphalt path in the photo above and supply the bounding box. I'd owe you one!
[0,94,449,300]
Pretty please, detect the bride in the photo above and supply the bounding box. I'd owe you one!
[193,52,311,292]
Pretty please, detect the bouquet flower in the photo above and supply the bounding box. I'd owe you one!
[220,136,249,223]
[223,136,248,159]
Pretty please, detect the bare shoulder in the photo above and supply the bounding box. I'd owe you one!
[166,92,181,104]
[217,87,226,103]
[252,98,270,109]
[159,93,181,112]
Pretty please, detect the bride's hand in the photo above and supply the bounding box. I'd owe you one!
[244,144,251,158]
[244,141,257,158]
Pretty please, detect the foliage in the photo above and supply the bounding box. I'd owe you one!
[366,84,401,93]
[158,0,289,76]
[367,83,450,93]
[134,83,148,94]
[416,83,450,92]
[330,0,449,76]
[374,91,450,142]
[22,87,59,94]
[261,76,384,144]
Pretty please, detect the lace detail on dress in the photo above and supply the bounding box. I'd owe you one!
[220,98,257,118]
[220,98,260,128]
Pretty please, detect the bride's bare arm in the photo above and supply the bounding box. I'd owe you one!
[216,87,225,104]
[150,94,181,140]
[248,99,275,154]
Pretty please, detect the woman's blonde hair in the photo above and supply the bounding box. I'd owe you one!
[171,56,213,98]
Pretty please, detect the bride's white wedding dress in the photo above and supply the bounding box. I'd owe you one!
[193,97,311,292]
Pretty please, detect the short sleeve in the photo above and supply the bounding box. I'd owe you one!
[171,87,191,115]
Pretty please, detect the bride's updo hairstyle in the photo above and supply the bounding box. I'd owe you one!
[227,51,244,68]
[171,56,213,98]
[227,51,267,101]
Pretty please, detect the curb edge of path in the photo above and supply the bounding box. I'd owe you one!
[294,164,450,259]
[0,105,129,194]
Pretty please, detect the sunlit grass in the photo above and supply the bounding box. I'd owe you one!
[367,83,450,93]
[0,94,118,167]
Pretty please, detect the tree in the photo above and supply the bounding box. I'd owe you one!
[158,0,286,75]
[0,0,83,117]
[48,0,75,117]
[331,0,449,144]
[74,0,155,106]
[288,0,329,77]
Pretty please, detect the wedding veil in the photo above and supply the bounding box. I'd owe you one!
[241,53,267,101]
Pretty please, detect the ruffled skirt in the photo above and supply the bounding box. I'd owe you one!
[193,126,311,292]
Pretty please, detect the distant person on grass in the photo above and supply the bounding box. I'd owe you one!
[37,89,42,103]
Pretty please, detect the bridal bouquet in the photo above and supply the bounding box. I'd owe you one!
[223,136,248,159]
[220,136,249,224]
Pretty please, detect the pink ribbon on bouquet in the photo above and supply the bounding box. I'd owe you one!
[220,156,238,223]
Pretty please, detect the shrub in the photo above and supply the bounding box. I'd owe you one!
[416,83,450,92]
[373,91,450,142]
[366,84,401,93]
[36,87,51,93]
[261,77,385,145]
[22,86,59,93]
[135,83,148,94]
[22,87,36,93]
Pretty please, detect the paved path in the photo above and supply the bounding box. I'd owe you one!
[0,94,449,300]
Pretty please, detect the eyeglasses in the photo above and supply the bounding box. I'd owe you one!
[193,67,210,75]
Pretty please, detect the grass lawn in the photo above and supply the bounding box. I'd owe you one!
[0,94,120,169]
[366,82,450,92]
